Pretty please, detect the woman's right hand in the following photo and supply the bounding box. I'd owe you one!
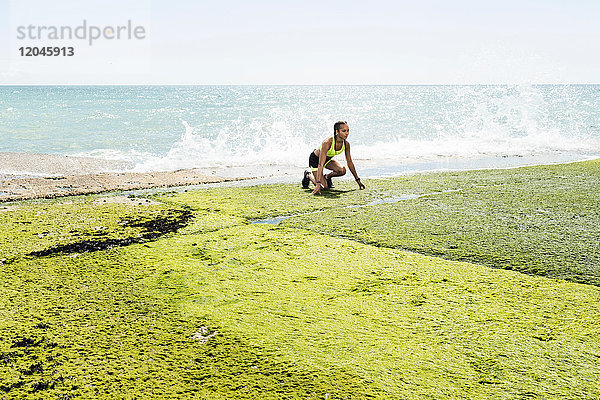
[311,182,323,195]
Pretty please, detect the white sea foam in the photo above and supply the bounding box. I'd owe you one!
[129,84,600,174]
[352,130,600,164]
[132,120,314,172]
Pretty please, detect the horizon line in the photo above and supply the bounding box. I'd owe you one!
[2,83,600,87]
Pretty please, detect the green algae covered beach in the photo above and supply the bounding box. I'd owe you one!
[2,160,600,399]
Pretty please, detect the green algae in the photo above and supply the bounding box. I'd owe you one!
[1,235,376,399]
[4,220,600,398]
[161,160,600,285]
[168,224,600,399]
[155,165,551,222]
[3,160,600,398]
[1,196,377,399]
[154,178,443,221]
[282,159,600,286]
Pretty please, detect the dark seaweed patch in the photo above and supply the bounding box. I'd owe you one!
[0,380,25,393]
[21,362,43,375]
[2,332,65,395]
[11,337,41,348]
[28,209,193,257]
[34,322,50,330]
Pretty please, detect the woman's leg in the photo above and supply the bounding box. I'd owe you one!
[305,151,320,187]
[323,160,346,188]
[324,160,346,178]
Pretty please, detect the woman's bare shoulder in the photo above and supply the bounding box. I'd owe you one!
[321,136,334,147]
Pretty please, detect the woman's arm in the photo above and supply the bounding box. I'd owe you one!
[345,141,365,189]
[312,138,331,195]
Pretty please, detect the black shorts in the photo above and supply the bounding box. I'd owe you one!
[309,151,332,170]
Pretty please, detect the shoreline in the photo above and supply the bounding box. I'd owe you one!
[1,151,599,202]
[0,169,248,202]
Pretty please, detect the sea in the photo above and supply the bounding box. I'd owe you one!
[1,85,599,181]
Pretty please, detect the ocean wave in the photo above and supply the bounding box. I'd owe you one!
[2,85,599,176]
[132,120,314,172]
[128,115,600,173]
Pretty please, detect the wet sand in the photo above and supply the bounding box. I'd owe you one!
[0,152,134,176]
[0,152,247,202]
[0,170,245,202]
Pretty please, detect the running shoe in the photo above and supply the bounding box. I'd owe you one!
[326,176,334,189]
[301,170,311,189]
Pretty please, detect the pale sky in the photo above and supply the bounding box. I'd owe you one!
[1,0,599,84]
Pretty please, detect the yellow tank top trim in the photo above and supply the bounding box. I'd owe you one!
[326,137,345,158]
